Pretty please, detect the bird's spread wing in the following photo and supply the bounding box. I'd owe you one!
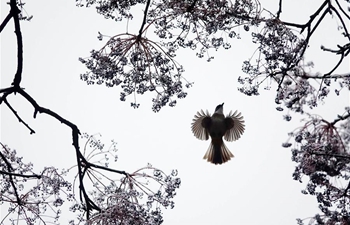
[191,109,211,140]
[224,110,245,142]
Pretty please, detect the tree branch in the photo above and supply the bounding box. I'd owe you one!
[10,0,23,87]
[16,88,81,133]
[335,0,350,21]
[0,11,12,33]
[331,112,350,126]
[0,170,41,179]
[300,72,350,79]
[3,97,35,134]
[329,4,350,42]
[280,0,328,33]
[276,0,282,19]
[87,161,127,176]
[137,0,151,38]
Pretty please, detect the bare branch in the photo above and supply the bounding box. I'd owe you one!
[280,0,328,33]
[276,0,282,19]
[0,11,12,33]
[10,0,23,87]
[137,0,151,38]
[3,97,35,134]
[0,170,41,179]
[331,112,350,126]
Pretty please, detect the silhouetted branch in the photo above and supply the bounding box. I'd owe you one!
[331,112,350,126]
[281,0,328,33]
[299,72,350,79]
[10,0,23,87]
[11,88,103,218]
[1,3,132,220]
[0,11,12,33]
[0,86,16,94]
[0,170,41,179]
[330,3,350,41]
[87,161,127,175]
[3,97,35,134]
[16,88,81,134]
[276,0,282,19]
[138,0,151,38]
[335,0,350,21]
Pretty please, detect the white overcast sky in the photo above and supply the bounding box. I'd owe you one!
[1,0,349,224]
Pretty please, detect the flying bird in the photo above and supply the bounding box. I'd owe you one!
[191,103,245,165]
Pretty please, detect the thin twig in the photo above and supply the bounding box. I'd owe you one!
[0,170,41,179]
[0,12,12,33]
[3,97,35,134]
[276,0,282,19]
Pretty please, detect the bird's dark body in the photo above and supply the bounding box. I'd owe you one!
[203,113,227,164]
[208,113,226,138]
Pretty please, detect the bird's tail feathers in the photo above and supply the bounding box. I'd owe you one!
[203,140,234,165]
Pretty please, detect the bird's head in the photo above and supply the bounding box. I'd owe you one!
[214,103,224,114]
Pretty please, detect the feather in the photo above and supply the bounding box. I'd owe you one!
[191,109,211,140]
[203,138,234,165]
[224,110,245,142]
